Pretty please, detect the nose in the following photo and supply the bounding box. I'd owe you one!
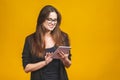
[51,21,55,25]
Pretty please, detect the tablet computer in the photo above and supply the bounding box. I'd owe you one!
[53,46,71,59]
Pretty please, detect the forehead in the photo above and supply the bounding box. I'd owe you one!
[48,12,57,19]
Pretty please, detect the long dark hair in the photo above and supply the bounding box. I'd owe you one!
[31,5,69,57]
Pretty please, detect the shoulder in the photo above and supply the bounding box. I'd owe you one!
[61,31,70,46]
[24,33,35,45]
[25,33,35,41]
[61,31,69,38]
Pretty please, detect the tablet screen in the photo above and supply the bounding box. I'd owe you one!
[53,46,71,59]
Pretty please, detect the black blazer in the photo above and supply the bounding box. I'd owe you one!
[22,33,71,80]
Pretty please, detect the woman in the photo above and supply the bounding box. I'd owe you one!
[22,5,72,80]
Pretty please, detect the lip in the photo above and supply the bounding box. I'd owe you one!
[48,24,54,27]
[49,25,54,28]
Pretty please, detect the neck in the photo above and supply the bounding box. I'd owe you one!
[45,31,51,37]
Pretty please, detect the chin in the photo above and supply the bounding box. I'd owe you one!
[50,29,54,31]
[49,28,55,31]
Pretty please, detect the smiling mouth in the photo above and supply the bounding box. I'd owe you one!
[48,24,54,27]
[50,27,54,29]
[48,25,53,28]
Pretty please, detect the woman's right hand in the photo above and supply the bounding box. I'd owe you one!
[45,52,53,65]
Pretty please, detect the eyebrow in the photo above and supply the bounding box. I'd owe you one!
[47,18,57,19]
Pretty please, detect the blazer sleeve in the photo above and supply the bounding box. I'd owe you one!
[64,34,72,61]
[22,37,32,69]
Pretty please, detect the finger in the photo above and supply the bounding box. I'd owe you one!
[49,53,53,56]
[47,52,53,58]
[46,53,48,57]
[58,52,64,58]
[48,52,53,58]
[50,52,53,55]
[59,51,64,56]
[48,52,51,56]
[45,55,46,59]
[46,52,50,57]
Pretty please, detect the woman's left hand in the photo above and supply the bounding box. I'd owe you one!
[58,51,69,60]
[58,51,71,68]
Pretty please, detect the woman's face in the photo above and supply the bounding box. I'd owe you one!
[43,12,57,32]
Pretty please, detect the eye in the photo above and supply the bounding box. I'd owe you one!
[46,18,57,22]
[46,18,52,21]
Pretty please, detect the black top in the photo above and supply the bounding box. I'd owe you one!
[22,33,71,80]
[44,46,60,80]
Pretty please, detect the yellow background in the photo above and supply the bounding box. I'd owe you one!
[0,0,120,80]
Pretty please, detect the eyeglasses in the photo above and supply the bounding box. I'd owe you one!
[46,18,57,23]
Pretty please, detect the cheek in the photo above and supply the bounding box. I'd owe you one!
[54,23,57,27]
[43,22,48,27]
